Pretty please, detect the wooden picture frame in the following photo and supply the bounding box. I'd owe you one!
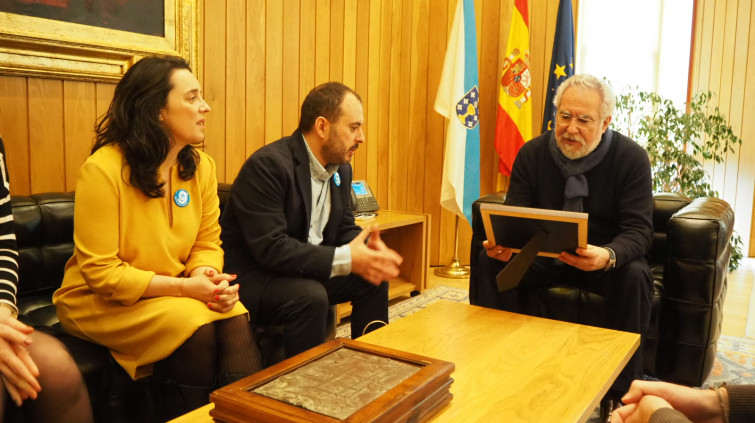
[210,338,455,423]
[0,0,198,83]
[480,203,588,258]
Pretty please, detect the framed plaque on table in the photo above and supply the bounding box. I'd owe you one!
[210,338,455,423]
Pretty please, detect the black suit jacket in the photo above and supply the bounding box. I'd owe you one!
[220,129,362,318]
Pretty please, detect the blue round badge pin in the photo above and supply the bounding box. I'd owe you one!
[334,172,341,187]
[173,189,190,207]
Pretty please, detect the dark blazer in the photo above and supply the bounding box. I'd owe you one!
[220,129,362,318]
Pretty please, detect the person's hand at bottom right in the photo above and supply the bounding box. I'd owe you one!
[611,395,675,423]
[612,380,724,423]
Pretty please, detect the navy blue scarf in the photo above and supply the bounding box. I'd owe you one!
[548,128,613,212]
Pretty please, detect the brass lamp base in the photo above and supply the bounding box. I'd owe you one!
[433,258,470,279]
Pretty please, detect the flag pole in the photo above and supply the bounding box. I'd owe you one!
[434,215,470,278]
[433,0,477,281]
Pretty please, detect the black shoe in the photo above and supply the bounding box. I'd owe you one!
[599,397,622,423]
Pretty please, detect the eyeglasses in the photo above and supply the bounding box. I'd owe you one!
[556,112,596,129]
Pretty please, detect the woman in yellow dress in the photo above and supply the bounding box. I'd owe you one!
[53,56,261,419]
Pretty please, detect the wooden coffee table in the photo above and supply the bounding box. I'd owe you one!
[170,301,638,423]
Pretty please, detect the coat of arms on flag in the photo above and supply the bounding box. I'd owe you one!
[500,48,531,109]
[494,0,531,177]
[455,86,480,129]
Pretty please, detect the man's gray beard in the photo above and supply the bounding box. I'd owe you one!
[557,136,601,160]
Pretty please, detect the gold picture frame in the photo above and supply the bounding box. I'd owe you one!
[0,0,198,83]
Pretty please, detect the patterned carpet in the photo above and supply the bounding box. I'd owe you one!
[335,285,470,339]
[338,285,755,388]
[706,334,755,386]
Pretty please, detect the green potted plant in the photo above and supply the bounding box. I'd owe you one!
[613,89,743,271]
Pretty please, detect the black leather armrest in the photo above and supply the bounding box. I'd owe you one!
[665,196,734,303]
[658,196,734,386]
[469,193,506,305]
[650,192,691,268]
[471,193,507,252]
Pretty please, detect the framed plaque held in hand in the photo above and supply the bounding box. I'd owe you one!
[480,203,588,258]
[210,338,455,423]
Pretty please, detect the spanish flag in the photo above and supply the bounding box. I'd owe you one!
[494,0,532,176]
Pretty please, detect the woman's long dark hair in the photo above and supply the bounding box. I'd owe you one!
[92,55,199,198]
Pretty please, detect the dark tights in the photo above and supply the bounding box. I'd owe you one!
[1,331,93,423]
[154,315,262,419]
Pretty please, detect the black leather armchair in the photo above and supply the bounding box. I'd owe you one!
[470,192,734,387]
[10,192,123,423]
[8,183,335,422]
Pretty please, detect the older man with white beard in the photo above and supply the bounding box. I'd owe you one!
[476,74,654,422]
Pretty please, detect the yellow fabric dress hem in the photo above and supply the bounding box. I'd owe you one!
[57,289,248,380]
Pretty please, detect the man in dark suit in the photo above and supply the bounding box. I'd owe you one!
[220,82,402,359]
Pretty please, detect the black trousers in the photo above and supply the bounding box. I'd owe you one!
[475,250,653,396]
[249,274,388,358]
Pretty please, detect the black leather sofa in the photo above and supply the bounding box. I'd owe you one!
[7,183,335,423]
[470,192,734,387]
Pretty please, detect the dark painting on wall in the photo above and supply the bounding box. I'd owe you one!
[0,0,164,37]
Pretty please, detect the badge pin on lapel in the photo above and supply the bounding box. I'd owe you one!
[174,189,190,207]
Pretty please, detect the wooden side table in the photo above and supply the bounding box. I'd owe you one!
[337,210,430,319]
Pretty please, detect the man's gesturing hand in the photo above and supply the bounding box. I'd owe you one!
[350,226,403,285]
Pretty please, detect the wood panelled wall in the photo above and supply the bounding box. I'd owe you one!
[198,0,573,266]
[0,0,575,266]
[0,78,115,195]
[15,1,754,265]
[689,0,755,256]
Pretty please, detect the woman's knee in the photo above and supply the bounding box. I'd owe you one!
[181,323,217,353]
[29,332,85,391]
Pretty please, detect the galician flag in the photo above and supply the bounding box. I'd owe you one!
[494,0,532,176]
[434,0,480,225]
[542,0,574,133]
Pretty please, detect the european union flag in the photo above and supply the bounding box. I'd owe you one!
[541,0,574,133]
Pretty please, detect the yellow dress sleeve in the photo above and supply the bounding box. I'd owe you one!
[184,152,224,274]
[73,151,155,305]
